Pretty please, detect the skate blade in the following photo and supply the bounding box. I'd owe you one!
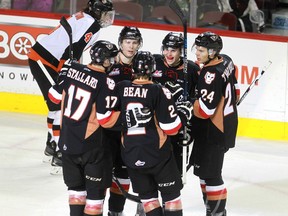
[50,166,62,175]
[42,154,52,163]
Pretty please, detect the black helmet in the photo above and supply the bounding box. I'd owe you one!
[118,26,143,48]
[87,0,114,27]
[133,51,156,76]
[194,31,223,54]
[90,40,118,65]
[162,32,184,49]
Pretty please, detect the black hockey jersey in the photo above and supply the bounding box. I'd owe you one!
[193,54,238,149]
[50,62,116,154]
[106,60,133,83]
[152,54,200,99]
[113,79,182,168]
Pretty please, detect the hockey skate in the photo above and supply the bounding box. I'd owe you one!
[135,203,145,216]
[50,150,62,175]
[42,138,56,163]
[108,211,123,216]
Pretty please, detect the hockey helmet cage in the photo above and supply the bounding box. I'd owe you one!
[118,26,143,48]
[90,40,118,65]
[132,51,156,77]
[162,32,184,50]
[194,31,223,54]
[87,0,115,27]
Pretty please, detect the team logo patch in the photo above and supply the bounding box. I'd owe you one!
[162,87,172,99]
[135,160,145,166]
[204,71,215,84]
[109,68,120,76]
[107,77,115,90]
[152,70,162,77]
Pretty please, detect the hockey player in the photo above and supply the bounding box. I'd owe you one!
[152,32,200,173]
[48,40,120,216]
[105,26,145,216]
[27,0,115,172]
[110,51,191,216]
[190,31,239,216]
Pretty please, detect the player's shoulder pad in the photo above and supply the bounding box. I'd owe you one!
[220,54,232,62]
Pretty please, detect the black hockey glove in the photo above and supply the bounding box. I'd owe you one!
[164,81,184,105]
[177,100,193,124]
[124,107,152,129]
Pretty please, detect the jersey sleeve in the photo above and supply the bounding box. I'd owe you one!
[155,86,182,135]
[195,69,223,118]
[96,76,120,128]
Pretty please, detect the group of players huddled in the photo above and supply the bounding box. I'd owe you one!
[27,1,239,216]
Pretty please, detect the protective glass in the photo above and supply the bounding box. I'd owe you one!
[100,10,115,28]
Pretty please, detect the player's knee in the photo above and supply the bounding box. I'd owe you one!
[86,189,106,200]
[141,198,161,213]
[204,176,224,186]
[114,166,129,179]
[68,190,86,205]
[84,199,104,215]
[161,191,181,203]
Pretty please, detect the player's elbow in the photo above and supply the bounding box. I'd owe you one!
[161,118,182,135]
[99,111,120,128]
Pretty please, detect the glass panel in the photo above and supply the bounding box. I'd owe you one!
[2,0,287,36]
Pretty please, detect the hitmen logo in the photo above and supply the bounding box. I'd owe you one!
[0,24,52,66]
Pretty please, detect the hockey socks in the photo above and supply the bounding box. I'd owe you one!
[69,190,86,216]
[206,185,227,215]
[108,178,130,212]
[200,179,227,215]
[70,205,85,216]
[145,207,163,216]
[164,210,183,216]
[52,110,61,146]
[108,192,126,212]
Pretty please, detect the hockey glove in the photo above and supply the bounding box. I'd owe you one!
[164,81,184,105]
[177,101,193,124]
[125,107,152,129]
[178,124,194,147]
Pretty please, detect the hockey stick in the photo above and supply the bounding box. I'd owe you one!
[237,60,272,106]
[60,16,73,59]
[169,0,189,184]
[37,60,55,85]
[112,175,141,203]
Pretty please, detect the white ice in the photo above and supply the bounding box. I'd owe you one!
[0,112,288,216]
